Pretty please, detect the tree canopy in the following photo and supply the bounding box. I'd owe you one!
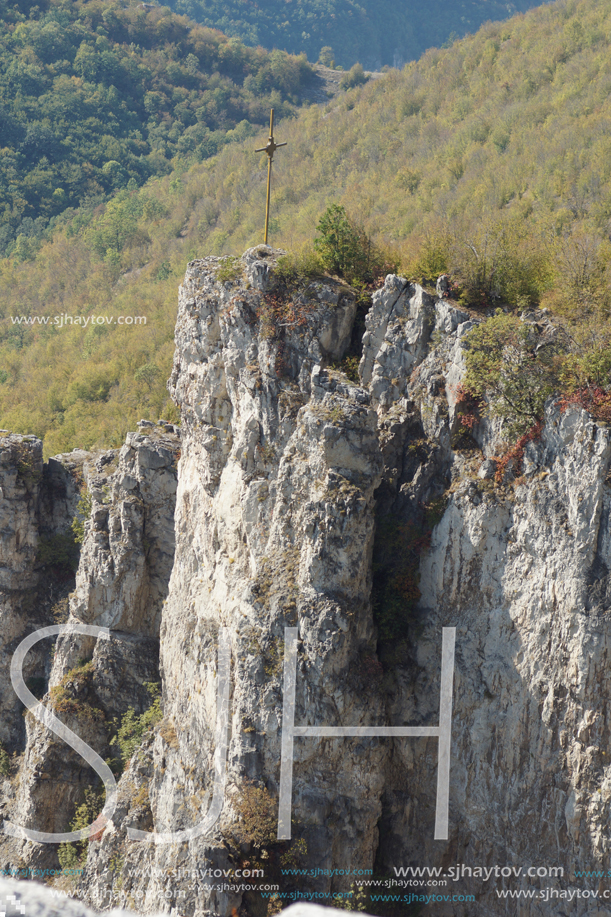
[0,0,313,254]
[3,0,611,454]
[164,0,543,70]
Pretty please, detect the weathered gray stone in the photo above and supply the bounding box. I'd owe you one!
[0,436,91,749]
[5,255,611,917]
[478,458,497,479]
[242,244,284,292]
[435,273,450,298]
[0,429,179,873]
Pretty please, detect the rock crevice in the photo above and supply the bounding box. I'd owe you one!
[2,251,611,917]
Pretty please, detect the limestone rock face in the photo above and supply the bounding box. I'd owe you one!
[0,429,178,873]
[66,431,178,637]
[375,402,611,917]
[5,253,611,917]
[0,435,45,750]
[0,436,92,745]
[0,436,92,867]
[79,251,388,915]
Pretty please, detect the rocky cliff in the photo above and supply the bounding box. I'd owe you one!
[1,246,611,917]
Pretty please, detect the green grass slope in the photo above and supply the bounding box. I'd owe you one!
[2,0,611,455]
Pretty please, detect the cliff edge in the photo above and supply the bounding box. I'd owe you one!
[1,246,611,917]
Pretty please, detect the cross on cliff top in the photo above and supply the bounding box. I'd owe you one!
[255,109,287,246]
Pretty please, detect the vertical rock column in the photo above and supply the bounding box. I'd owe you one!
[162,250,389,891]
[78,249,392,916]
[0,435,44,752]
[0,429,179,874]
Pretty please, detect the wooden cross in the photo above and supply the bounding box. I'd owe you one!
[255,109,287,245]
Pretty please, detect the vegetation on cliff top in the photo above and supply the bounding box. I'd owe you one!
[3,0,611,452]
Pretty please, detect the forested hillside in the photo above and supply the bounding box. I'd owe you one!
[2,0,611,455]
[0,0,312,255]
[166,0,544,70]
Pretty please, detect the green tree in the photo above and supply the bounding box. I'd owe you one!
[58,786,106,869]
[109,682,162,771]
[463,311,563,437]
[340,62,367,90]
[314,204,393,285]
[318,46,335,67]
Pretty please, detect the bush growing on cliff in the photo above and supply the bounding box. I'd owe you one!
[463,311,564,437]
[36,532,80,573]
[71,490,93,545]
[0,743,10,777]
[58,786,106,870]
[273,245,325,289]
[231,783,278,850]
[229,781,307,885]
[109,682,162,771]
[216,256,242,283]
[314,204,397,286]
[11,441,41,489]
[460,308,611,456]
[50,659,106,723]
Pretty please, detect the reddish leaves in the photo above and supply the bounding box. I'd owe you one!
[453,382,482,433]
[493,420,543,483]
[558,386,611,423]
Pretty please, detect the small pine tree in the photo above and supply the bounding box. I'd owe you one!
[314,204,396,286]
[58,786,106,868]
[109,682,162,770]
